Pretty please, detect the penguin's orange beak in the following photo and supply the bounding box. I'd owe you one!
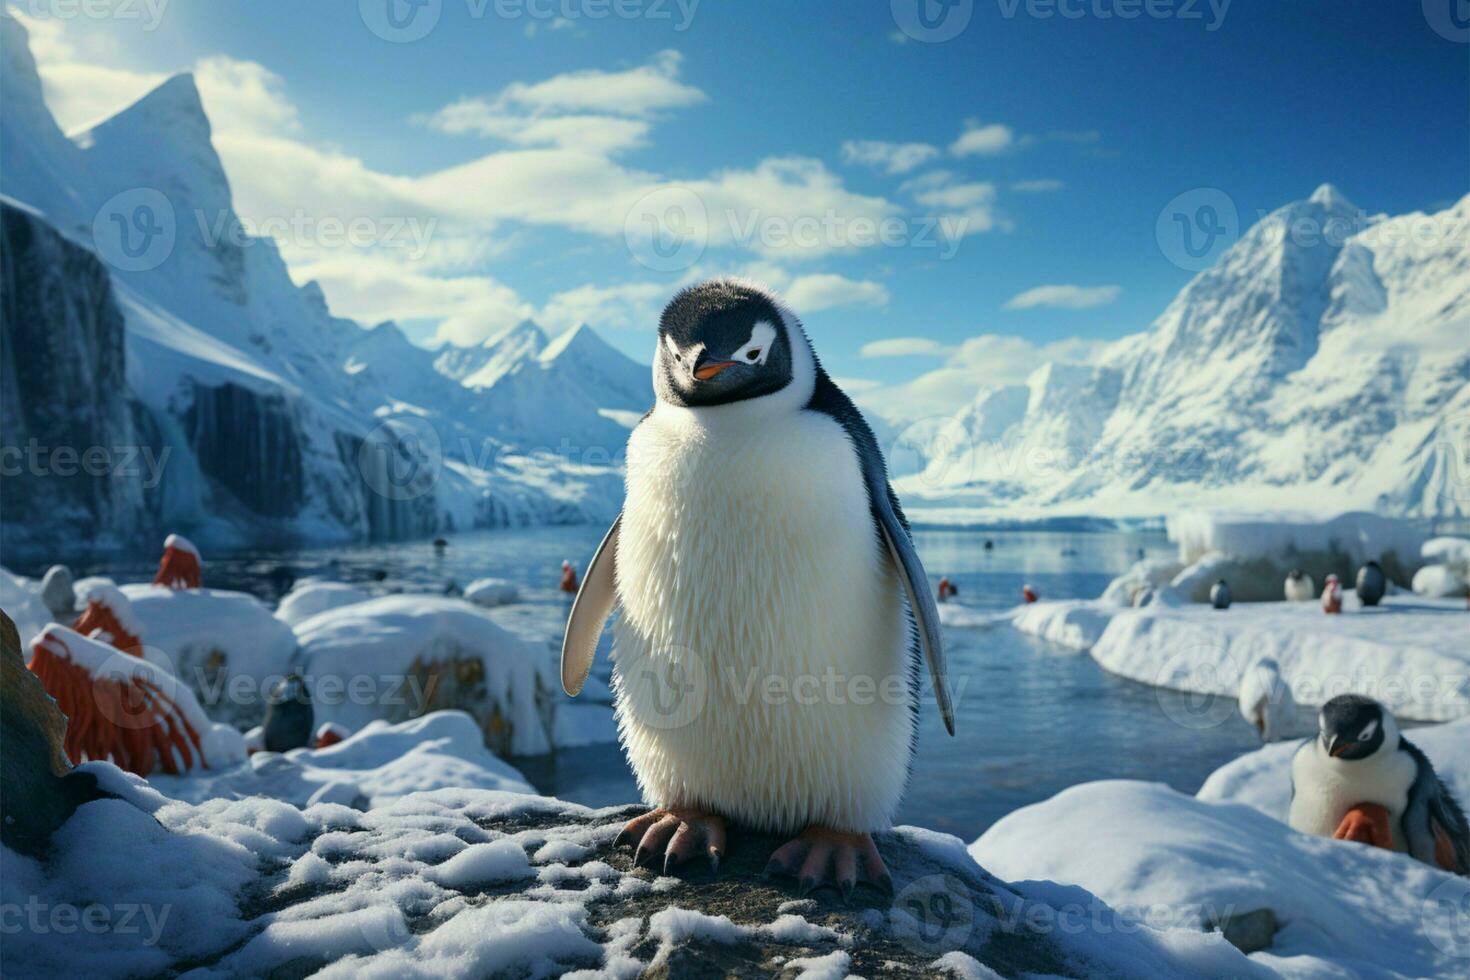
[1329,739,1353,758]
[694,359,737,381]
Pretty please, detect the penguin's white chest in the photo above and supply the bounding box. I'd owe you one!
[1288,744,1417,849]
[611,405,911,833]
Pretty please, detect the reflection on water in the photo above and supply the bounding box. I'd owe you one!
[26,525,1305,841]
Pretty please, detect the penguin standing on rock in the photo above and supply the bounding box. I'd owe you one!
[1284,569,1314,603]
[1356,561,1387,607]
[1289,694,1468,875]
[561,279,953,896]
[1210,579,1232,610]
[262,674,314,753]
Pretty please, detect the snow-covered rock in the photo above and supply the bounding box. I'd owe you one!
[463,577,520,608]
[895,185,1470,523]
[3,768,1261,979]
[972,779,1470,978]
[149,711,534,808]
[1009,592,1470,721]
[0,566,51,646]
[294,595,559,756]
[1414,536,1470,598]
[275,580,372,626]
[120,583,299,727]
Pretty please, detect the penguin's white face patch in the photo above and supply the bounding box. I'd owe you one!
[1357,720,1378,742]
[731,321,776,366]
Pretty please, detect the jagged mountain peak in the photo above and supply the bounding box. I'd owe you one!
[78,73,212,147]
[540,322,618,364]
[1308,182,1354,211]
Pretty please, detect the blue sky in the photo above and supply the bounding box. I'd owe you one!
[12,0,1468,416]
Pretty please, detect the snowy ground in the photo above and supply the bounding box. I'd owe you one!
[973,721,1470,979]
[1010,591,1470,722]
[2,748,1263,979]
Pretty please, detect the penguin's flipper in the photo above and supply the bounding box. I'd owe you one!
[875,499,955,736]
[560,515,621,697]
[1401,737,1470,874]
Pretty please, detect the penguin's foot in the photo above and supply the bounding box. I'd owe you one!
[764,827,892,901]
[617,807,726,874]
[1333,802,1393,850]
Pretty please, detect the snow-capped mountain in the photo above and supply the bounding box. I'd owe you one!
[896,185,1470,520]
[0,16,646,551]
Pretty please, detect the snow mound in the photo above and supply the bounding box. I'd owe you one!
[148,710,535,808]
[972,780,1470,978]
[464,577,520,608]
[1413,537,1470,598]
[275,580,372,626]
[294,595,558,756]
[0,565,50,645]
[120,583,299,727]
[1012,592,1470,721]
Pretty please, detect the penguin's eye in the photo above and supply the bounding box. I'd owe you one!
[746,349,761,362]
[1358,721,1378,741]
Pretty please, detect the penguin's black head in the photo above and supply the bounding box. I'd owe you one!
[654,280,801,408]
[1288,569,1303,581]
[269,673,310,706]
[1319,694,1390,761]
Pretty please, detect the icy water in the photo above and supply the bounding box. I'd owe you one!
[35,526,1293,842]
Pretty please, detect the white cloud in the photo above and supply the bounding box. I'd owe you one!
[855,333,1112,421]
[538,280,670,333]
[784,273,889,311]
[500,49,703,116]
[900,171,1002,237]
[1004,284,1121,310]
[949,120,1015,157]
[840,140,940,175]
[1011,179,1063,193]
[860,337,954,358]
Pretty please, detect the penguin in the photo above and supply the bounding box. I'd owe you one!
[39,565,76,620]
[1284,568,1314,603]
[1210,579,1232,610]
[984,539,994,551]
[937,577,957,603]
[1321,573,1342,614]
[1022,584,1038,604]
[1289,694,1469,875]
[262,674,314,753]
[1356,560,1386,607]
[559,560,579,593]
[1237,657,1295,742]
[560,279,952,896]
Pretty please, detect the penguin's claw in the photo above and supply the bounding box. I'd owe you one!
[618,807,726,875]
[767,827,890,898]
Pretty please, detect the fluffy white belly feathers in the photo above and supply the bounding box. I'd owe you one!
[612,405,912,834]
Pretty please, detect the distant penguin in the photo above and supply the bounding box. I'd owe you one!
[370,568,388,582]
[1238,657,1295,742]
[984,540,994,551]
[1321,574,1343,614]
[937,577,957,603]
[1210,579,1232,610]
[1284,569,1314,603]
[560,279,953,895]
[1022,584,1038,604]
[559,560,578,593]
[39,565,76,620]
[1289,695,1469,875]
[433,537,448,553]
[1356,561,1386,607]
[262,674,314,753]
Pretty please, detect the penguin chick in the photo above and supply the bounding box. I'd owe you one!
[262,674,314,753]
[1289,695,1468,875]
[1238,657,1295,742]
[1284,569,1314,603]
